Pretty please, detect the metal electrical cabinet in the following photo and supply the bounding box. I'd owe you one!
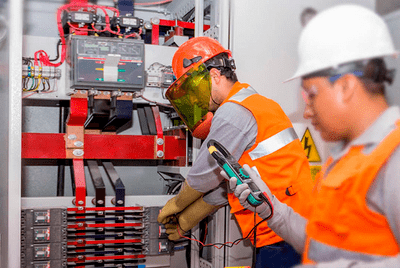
[2,0,238,267]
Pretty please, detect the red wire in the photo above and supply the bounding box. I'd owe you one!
[177,225,242,249]
[134,0,173,6]
[35,2,144,67]
[125,27,143,38]
[202,222,208,244]
[67,21,97,32]
[35,2,122,67]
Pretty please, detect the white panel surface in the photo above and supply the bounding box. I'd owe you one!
[230,0,376,118]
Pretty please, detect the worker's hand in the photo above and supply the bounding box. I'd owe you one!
[164,221,186,241]
[224,164,275,220]
[157,180,203,224]
[163,197,221,241]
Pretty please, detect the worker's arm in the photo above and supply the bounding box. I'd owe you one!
[228,164,307,253]
[187,102,257,193]
[159,102,257,232]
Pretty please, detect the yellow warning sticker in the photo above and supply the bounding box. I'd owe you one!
[310,165,322,181]
[301,128,321,162]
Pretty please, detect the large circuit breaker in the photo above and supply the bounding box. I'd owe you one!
[68,36,145,91]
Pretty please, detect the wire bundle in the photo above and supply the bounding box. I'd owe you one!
[34,2,144,68]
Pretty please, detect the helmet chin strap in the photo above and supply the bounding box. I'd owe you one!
[210,90,222,106]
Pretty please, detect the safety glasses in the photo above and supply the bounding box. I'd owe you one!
[301,85,318,105]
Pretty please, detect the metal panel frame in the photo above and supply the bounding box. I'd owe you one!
[7,0,23,267]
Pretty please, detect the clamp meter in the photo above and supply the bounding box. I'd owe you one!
[207,139,268,207]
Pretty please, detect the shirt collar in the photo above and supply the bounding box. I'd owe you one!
[330,106,400,160]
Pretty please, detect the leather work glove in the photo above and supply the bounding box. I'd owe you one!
[223,164,275,220]
[164,197,221,240]
[157,180,204,225]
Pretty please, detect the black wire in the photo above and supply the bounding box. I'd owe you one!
[252,211,257,268]
[177,211,269,249]
[139,95,173,108]
[49,39,62,62]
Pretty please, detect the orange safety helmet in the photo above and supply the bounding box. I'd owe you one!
[172,36,232,80]
[167,37,232,140]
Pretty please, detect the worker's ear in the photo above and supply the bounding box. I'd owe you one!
[335,74,357,104]
[209,68,221,85]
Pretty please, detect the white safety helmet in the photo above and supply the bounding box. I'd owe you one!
[286,4,398,82]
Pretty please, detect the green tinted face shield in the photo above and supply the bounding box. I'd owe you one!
[165,64,212,133]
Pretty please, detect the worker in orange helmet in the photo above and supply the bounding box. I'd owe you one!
[157,36,314,267]
[227,4,400,267]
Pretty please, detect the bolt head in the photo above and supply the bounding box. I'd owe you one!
[68,134,77,140]
[74,141,84,147]
[156,138,164,145]
[73,149,84,157]
[157,150,164,158]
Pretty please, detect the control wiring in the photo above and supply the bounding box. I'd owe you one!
[33,2,143,68]
[175,212,268,250]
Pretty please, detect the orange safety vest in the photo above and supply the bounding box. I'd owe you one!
[303,122,400,263]
[222,82,314,247]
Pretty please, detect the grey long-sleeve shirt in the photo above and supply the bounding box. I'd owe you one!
[186,101,257,206]
[269,106,400,268]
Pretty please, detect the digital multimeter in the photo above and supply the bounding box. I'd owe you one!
[207,139,267,207]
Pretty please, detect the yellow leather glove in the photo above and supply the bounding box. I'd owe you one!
[164,197,221,241]
[157,180,204,224]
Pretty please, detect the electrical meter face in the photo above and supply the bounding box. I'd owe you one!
[70,36,145,91]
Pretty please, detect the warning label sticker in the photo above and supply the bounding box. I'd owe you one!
[301,128,321,162]
[310,165,322,181]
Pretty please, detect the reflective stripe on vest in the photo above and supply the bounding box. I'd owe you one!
[249,128,299,160]
[229,86,258,102]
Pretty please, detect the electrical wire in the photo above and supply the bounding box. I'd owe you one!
[34,2,121,67]
[139,94,173,108]
[252,212,257,268]
[175,213,269,250]
[134,0,173,6]
[22,92,37,99]
[33,2,145,68]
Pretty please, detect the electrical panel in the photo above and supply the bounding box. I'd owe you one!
[13,0,228,267]
[68,35,145,91]
[21,206,173,267]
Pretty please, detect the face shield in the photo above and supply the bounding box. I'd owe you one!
[165,63,212,135]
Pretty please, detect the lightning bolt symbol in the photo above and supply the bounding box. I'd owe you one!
[304,137,312,158]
